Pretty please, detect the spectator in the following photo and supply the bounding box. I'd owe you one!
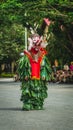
[63,63,69,71]
[54,59,59,70]
[70,62,73,71]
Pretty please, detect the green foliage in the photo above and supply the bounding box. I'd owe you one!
[0,72,14,77]
[21,80,47,110]
[41,56,52,81]
[0,0,73,65]
[0,23,25,64]
[17,55,31,80]
[18,52,52,110]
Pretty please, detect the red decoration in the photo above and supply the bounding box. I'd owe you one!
[24,48,47,80]
[44,18,51,26]
[30,60,40,79]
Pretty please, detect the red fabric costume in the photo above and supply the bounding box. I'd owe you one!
[24,48,47,79]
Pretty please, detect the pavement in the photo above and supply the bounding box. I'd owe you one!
[0,78,73,130]
[0,78,14,82]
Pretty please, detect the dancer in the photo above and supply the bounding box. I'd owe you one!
[18,19,52,110]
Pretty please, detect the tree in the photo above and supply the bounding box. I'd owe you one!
[0,0,73,68]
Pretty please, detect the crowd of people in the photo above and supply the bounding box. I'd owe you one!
[52,61,73,83]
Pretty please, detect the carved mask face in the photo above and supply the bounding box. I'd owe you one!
[28,34,42,54]
[32,36,40,44]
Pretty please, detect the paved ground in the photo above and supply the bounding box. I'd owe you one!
[0,78,73,130]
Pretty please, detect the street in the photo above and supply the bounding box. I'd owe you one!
[0,79,73,130]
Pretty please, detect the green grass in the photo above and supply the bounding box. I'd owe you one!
[0,72,14,78]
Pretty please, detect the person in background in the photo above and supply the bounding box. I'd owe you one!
[70,62,73,75]
[63,63,69,71]
[70,62,73,71]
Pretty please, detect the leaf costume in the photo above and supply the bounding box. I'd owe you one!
[18,47,52,110]
[18,19,52,110]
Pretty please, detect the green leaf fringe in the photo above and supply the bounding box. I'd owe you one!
[18,55,52,110]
